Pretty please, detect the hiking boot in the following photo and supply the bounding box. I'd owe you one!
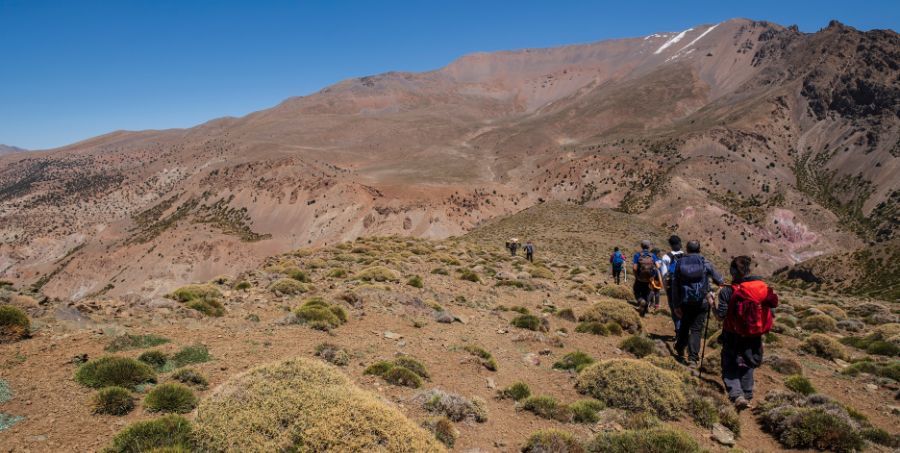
[733,396,750,411]
[674,347,686,363]
[687,359,700,370]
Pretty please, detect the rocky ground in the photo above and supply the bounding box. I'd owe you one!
[0,204,897,452]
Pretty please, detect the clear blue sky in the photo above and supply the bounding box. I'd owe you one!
[1,0,897,150]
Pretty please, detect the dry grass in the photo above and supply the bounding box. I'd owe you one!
[416,388,488,422]
[354,266,401,282]
[578,299,641,334]
[801,334,848,360]
[576,359,685,419]
[268,278,310,295]
[522,430,585,453]
[0,305,29,343]
[597,284,633,301]
[194,357,445,452]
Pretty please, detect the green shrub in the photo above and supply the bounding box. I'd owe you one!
[75,356,156,389]
[860,427,900,448]
[511,314,547,331]
[458,268,481,283]
[363,360,395,376]
[170,284,221,303]
[800,314,837,332]
[523,430,585,453]
[287,268,310,282]
[557,308,577,322]
[355,266,400,282]
[570,399,605,423]
[169,344,211,368]
[578,299,641,333]
[521,395,573,422]
[586,428,700,453]
[496,279,535,290]
[757,392,864,452]
[498,382,531,401]
[144,383,198,414]
[687,394,718,428]
[463,345,497,371]
[801,334,847,360]
[171,368,208,389]
[407,275,424,288]
[376,366,421,388]
[393,357,429,379]
[314,342,350,366]
[553,351,595,372]
[841,332,900,357]
[784,375,816,395]
[529,266,554,279]
[105,334,170,352]
[92,386,135,416]
[510,306,530,314]
[138,350,169,371]
[422,416,458,448]
[719,404,741,437]
[431,267,449,275]
[575,321,609,335]
[232,280,252,290]
[327,268,348,278]
[841,360,900,381]
[0,305,30,342]
[620,335,655,358]
[576,359,685,419]
[268,278,309,295]
[104,415,193,453]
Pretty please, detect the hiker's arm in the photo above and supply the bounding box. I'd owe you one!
[706,262,725,286]
[715,287,731,321]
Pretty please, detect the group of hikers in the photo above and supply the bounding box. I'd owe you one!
[505,238,535,262]
[612,235,779,410]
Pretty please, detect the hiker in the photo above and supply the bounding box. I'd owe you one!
[671,240,724,367]
[524,241,535,262]
[715,256,778,409]
[647,247,664,313]
[659,235,685,336]
[609,247,626,284]
[507,238,520,256]
[632,240,659,316]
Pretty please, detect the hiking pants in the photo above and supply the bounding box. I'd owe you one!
[526,252,533,262]
[666,286,680,334]
[633,280,651,304]
[675,303,708,362]
[612,266,622,285]
[720,334,762,401]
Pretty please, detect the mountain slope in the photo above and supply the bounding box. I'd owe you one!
[0,18,897,301]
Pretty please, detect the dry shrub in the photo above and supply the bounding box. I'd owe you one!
[416,388,487,422]
[294,298,347,331]
[462,345,497,371]
[553,351,595,372]
[498,382,531,401]
[801,334,848,360]
[800,314,837,332]
[575,359,685,419]
[569,399,605,423]
[355,266,400,282]
[194,358,444,452]
[597,284,633,301]
[619,335,655,358]
[578,299,641,334]
[522,430,585,453]
[529,266,554,279]
[422,417,458,448]
[766,355,803,375]
[0,305,29,343]
[586,428,700,453]
[557,308,577,322]
[171,368,208,389]
[315,342,350,366]
[757,392,864,452]
[511,314,549,331]
[521,395,573,422]
[268,278,309,295]
[818,305,847,320]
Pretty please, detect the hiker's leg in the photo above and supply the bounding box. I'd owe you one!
[666,287,680,334]
[742,367,755,400]
[674,308,693,355]
[721,344,744,401]
[687,306,707,361]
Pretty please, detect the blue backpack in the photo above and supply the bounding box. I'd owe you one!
[676,254,708,305]
[611,251,625,266]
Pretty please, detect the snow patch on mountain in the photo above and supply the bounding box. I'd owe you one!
[653,28,693,54]
[676,23,719,53]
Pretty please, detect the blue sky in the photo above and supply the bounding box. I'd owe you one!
[1,0,897,150]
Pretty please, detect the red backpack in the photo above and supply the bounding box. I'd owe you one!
[724,279,778,336]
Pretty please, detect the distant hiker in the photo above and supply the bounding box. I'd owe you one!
[507,238,520,257]
[524,241,535,262]
[659,235,685,335]
[672,240,724,367]
[715,256,778,409]
[609,247,626,284]
[632,240,660,316]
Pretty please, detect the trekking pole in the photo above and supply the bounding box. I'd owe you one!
[697,291,715,380]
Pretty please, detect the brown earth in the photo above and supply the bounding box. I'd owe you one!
[0,204,896,452]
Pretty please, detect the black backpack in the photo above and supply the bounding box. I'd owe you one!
[676,254,708,305]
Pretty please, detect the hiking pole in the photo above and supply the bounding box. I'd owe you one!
[698,291,715,380]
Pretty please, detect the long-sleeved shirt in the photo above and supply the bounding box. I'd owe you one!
[670,254,724,309]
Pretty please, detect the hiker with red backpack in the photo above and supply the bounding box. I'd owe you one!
[610,247,626,284]
[672,240,724,368]
[715,255,778,410]
[632,240,660,316]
